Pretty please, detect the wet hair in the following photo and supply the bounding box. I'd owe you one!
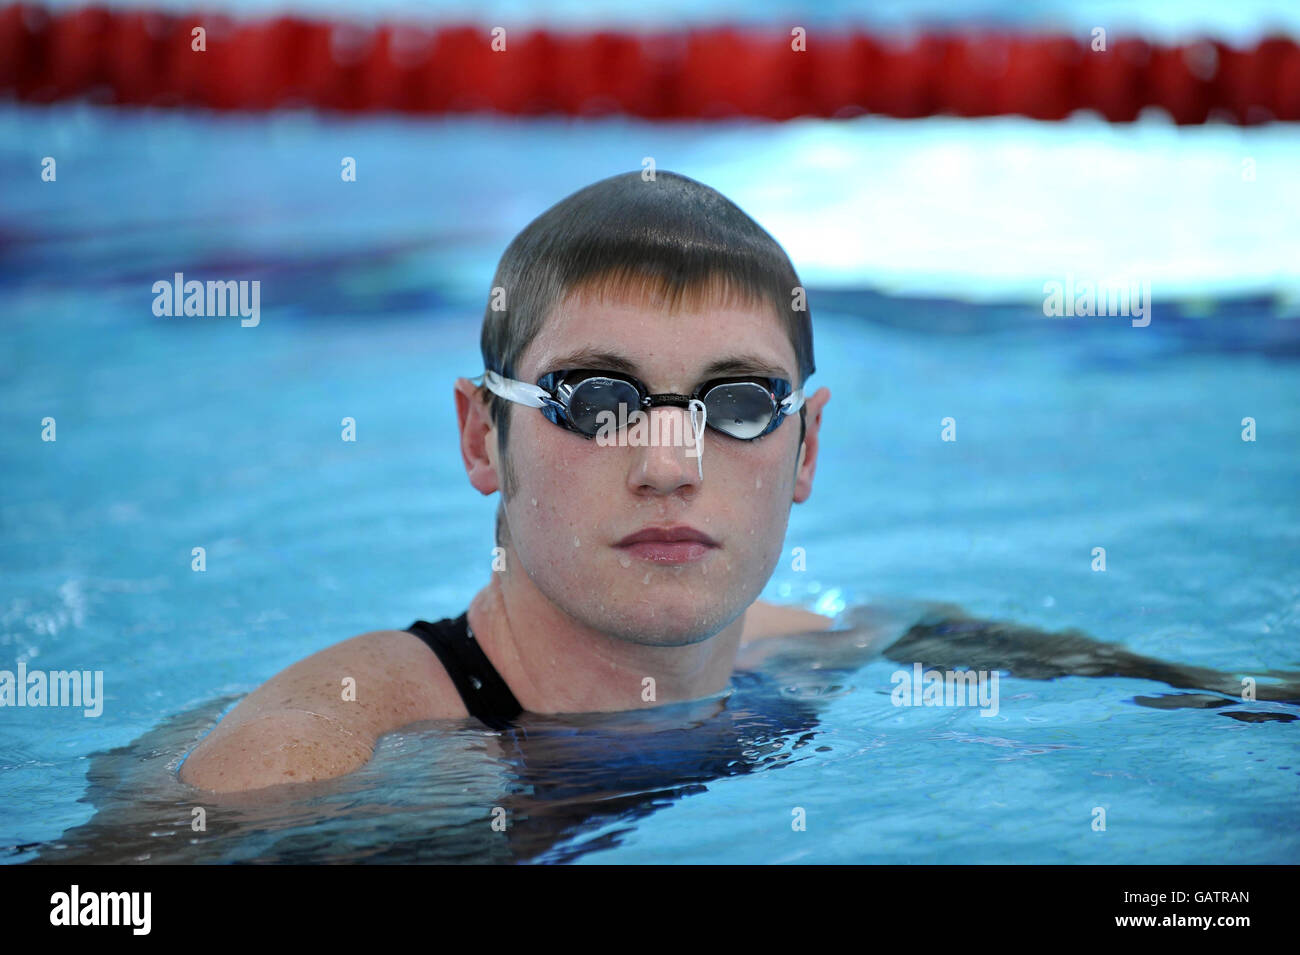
[478,170,816,544]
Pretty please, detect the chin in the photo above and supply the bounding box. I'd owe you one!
[590,592,739,647]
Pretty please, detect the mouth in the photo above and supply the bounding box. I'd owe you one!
[614,524,720,564]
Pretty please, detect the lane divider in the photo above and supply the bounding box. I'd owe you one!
[2,4,1298,122]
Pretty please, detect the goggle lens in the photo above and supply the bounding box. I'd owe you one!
[701,382,779,439]
[562,376,643,436]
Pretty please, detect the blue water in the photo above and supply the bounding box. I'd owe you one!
[1,104,1298,863]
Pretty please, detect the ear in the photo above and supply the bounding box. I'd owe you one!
[454,377,501,495]
[792,386,830,504]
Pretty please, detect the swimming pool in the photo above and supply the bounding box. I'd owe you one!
[1,103,1298,863]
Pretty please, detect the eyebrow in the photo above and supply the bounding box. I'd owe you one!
[540,348,793,383]
[541,349,641,377]
[700,356,793,381]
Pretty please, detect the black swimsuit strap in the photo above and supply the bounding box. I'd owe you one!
[406,613,523,731]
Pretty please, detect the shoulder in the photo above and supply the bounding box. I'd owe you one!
[740,600,835,644]
[178,625,468,792]
[229,627,468,728]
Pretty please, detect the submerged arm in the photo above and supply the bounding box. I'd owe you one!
[738,601,1300,712]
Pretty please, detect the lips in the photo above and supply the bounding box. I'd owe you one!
[615,524,719,563]
[616,525,719,547]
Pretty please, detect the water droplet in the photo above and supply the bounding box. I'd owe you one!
[643,572,652,585]
[573,536,581,547]
[530,498,538,507]
[755,477,762,489]
[618,555,632,568]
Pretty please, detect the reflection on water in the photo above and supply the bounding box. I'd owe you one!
[26,669,823,864]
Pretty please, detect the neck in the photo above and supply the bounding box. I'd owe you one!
[466,566,746,716]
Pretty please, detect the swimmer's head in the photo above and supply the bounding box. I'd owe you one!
[455,170,830,646]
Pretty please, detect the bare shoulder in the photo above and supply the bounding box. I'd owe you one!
[211,628,466,733]
[179,627,467,793]
[741,600,835,644]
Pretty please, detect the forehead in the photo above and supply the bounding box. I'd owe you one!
[519,281,797,383]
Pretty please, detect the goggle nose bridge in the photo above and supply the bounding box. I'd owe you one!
[639,392,694,409]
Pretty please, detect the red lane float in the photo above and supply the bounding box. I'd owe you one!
[1,3,1297,122]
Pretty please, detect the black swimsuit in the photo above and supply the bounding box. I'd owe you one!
[406,613,523,730]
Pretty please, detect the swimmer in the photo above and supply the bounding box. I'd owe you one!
[179,171,1298,794]
[180,170,835,792]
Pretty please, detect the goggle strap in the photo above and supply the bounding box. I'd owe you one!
[686,398,707,480]
[482,370,548,409]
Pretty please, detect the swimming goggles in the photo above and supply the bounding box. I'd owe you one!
[477,368,805,479]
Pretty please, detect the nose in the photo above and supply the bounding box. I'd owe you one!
[625,405,703,496]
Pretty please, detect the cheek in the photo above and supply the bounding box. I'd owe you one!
[711,439,797,556]
[507,424,614,550]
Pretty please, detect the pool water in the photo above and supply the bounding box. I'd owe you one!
[1,104,1298,864]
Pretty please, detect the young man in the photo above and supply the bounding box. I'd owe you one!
[180,170,1292,796]
[180,170,839,793]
